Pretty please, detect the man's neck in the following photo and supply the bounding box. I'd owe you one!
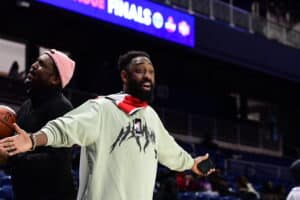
[29,87,61,106]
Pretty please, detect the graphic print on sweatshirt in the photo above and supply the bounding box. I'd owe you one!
[110,118,156,155]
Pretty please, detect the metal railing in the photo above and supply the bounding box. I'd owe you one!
[153,0,300,50]
[224,159,291,183]
[157,107,283,156]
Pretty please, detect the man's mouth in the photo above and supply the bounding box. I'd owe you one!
[141,82,152,91]
[26,71,35,80]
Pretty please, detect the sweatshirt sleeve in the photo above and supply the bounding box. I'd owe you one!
[155,112,194,171]
[41,99,102,147]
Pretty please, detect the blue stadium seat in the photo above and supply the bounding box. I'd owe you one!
[179,192,197,200]
[0,176,11,186]
[0,185,13,200]
[219,196,240,200]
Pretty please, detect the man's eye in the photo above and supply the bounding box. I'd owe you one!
[38,61,45,67]
[135,70,144,74]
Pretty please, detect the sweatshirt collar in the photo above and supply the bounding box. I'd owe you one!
[106,93,148,115]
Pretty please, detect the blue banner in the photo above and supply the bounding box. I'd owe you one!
[37,0,195,47]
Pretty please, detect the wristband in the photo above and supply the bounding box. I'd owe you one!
[29,134,36,151]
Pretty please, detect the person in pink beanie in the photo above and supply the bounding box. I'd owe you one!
[44,49,75,88]
[6,49,76,200]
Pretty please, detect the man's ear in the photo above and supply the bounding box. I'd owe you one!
[50,75,61,87]
[121,70,128,84]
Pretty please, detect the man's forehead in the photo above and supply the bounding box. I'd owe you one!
[39,53,54,64]
[131,56,152,65]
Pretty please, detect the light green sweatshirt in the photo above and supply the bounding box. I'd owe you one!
[41,97,194,200]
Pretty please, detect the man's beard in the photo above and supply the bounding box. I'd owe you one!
[127,79,155,103]
[24,78,33,94]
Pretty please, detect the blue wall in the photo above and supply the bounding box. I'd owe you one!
[194,16,300,82]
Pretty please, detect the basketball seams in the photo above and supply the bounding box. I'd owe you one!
[0,117,14,131]
[0,106,16,115]
[0,108,16,137]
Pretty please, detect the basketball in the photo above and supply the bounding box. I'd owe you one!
[0,105,16,138]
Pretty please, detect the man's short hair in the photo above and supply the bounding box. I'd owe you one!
[117,50,150,72]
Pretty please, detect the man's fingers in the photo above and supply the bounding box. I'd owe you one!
[207,168,216,175]
[203,153,209,160]
[2,143,14,151]
[0,137,14,144]
[0,124,29,156]
[13,123,24,135]
[7,147,16,153]
[8,150,18,157]
[6,145,18,156]
[195,153,209,163]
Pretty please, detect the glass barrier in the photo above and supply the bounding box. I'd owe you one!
[157,108,282,154]
[192,0,210,16]
[225,159,291,182]
[213,0,230,23]
[233,7,249,29]
[170,0,189,9]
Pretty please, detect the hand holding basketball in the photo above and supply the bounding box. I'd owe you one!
[0,105,16,138]
[0,123,32,156]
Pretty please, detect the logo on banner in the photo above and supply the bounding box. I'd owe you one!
[74,0,105,10]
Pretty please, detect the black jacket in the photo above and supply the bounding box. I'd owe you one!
[9,89,76,200]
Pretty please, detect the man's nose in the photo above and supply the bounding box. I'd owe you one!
[31,63,38,70]
[143,71,153,80]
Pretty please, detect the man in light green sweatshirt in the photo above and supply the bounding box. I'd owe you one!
[1,50,214,200]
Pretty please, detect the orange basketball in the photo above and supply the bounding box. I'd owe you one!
[0,105,16,138]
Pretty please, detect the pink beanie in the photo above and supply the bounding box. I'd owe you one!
[44,49,75,88]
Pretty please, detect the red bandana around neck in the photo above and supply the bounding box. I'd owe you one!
[106,93,148,115]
